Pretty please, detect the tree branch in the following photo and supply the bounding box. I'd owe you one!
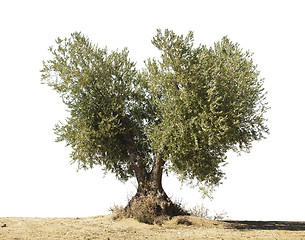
[150,152,165,191]
[119,116,148,186]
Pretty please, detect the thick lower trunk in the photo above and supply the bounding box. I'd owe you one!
[126,154,188,222]
[120,117,187,222]
[126,178,187,225]
[135,153,164,195]
[128,180,186,217]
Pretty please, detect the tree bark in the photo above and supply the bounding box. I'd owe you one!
[127,152,188,220]
[120,116,187,221]
[150,153,165,191]
[120,116,148,189]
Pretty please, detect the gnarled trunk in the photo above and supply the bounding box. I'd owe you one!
[126,153,188,222]
[121,117,187,222]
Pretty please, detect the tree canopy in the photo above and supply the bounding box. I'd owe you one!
[41,29,268,193]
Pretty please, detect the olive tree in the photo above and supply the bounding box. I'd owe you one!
[41,29,268,218]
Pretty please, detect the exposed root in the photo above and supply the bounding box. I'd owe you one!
[124,192,188,224]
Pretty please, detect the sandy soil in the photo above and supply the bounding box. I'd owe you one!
[1,215,305,240]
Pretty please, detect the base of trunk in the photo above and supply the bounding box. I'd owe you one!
[125,189,189,224]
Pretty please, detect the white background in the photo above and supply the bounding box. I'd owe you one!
[1,0,304,221]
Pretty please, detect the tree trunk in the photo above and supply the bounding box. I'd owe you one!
[120,116,187,223]
[126,153,188,223]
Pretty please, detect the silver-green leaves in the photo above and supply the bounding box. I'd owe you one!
[41,30,268,189]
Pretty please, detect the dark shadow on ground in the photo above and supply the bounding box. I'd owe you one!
[224,220,305,231]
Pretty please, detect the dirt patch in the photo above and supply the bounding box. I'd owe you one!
[1,215,305,239]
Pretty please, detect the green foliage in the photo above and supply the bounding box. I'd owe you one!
[147,30,268,186]
[41,30,268,188]
[41,32,153,181]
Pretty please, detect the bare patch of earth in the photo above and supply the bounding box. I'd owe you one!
[1,215,305,239]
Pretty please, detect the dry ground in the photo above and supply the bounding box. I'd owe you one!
[1,215,305,240]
